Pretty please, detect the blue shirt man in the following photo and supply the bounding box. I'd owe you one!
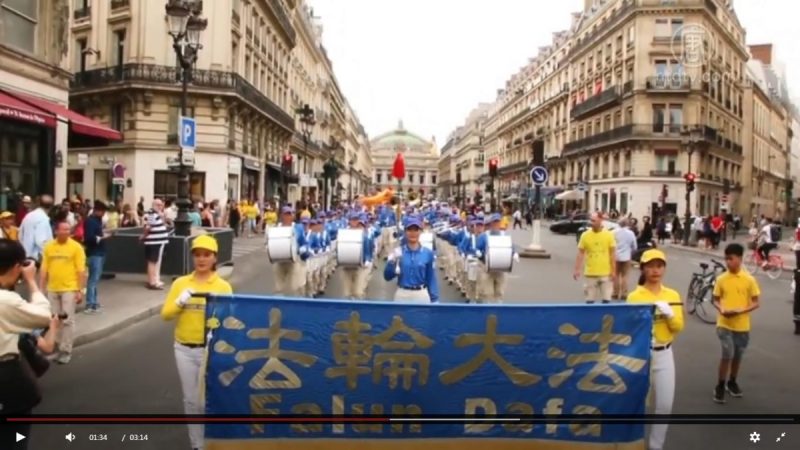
[19,197,54,261]
[384,215,439,303]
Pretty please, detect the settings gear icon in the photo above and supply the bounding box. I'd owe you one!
[749,431,761,443]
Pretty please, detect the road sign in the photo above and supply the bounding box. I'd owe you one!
[577,182,588,192]
[181,148,195,166]
[111,162,125,185]
[179,115,196,150]
[530,166,548,186]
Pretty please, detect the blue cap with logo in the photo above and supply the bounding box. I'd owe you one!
[404,215,423,229]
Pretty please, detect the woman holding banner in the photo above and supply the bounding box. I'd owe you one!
[626,249,684,450]
[161,234,233,450]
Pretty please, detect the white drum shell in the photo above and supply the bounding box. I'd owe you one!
[337,229,365,267]
[420,232,434,251]
[486,235,514,272]
[267,226,297,263]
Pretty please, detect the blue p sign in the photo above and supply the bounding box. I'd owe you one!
[179,116,196,149]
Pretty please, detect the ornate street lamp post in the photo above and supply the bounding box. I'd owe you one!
[166,0,207,237]
[681,126,703,246]
[295,104,315,204]
[323,138,340,210]
[348,157,356,204]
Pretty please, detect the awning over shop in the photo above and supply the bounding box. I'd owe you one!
[555,190,584,201]
[7,90,122,141]
[0,90,56,127]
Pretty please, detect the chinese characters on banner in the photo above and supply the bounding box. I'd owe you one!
[204,296,653,450]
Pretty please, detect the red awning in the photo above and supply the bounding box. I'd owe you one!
[8,90,122,141]
[0,90,56,128]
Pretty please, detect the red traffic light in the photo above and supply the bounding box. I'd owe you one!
[283,154,293,163]
[684,172,695,182]
[489,158,498,167]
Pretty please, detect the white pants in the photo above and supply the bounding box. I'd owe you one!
[273,260,306,296]
[478,270,506,303]
[394,287,430,303]
[649,347,675,450]
[174,342,205,449]
[340,267,369,300]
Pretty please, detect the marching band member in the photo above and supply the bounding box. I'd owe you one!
[459,218,484,302]
[340,213,374,300]
[444,215,463,288]
[324,211,340,279]
[455,216,473,294]
[268,206,310,297]
[378,205,397,259]
[384,215,439,303]
[476,213,519,303]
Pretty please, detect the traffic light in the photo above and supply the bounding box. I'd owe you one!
[281,154,293,173]
[684,172,696,193]
[488,158,499,177]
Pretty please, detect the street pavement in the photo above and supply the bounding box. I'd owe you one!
[22,227,800,450]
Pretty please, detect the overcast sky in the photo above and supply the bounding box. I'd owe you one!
[307,0,799,145]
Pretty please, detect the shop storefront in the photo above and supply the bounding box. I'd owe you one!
[265,162,281,202]
[227,157,242,202]
[242,158,260,203]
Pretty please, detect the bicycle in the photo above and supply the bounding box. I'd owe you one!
[686,259,725,324]
[744,247,784,280]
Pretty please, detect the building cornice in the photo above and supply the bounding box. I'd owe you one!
[0,44,72,90]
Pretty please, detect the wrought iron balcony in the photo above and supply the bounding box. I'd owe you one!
[570,86,622,119]
[71,64,294,131]
[267,0,297,46]
[646,75,692,92]
[563,123,702,156]
[568,0,635,58]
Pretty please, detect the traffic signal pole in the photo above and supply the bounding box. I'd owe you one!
[682,171,695,246]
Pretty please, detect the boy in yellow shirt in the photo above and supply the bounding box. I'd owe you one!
[712,243,760,404]
[39,220,86,364]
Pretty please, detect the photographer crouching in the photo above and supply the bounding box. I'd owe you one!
[0,238,53,449]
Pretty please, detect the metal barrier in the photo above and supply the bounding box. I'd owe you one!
[103,227,234,276]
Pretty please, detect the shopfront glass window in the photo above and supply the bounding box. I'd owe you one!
[0,130,40,201]
[154,170,206,202]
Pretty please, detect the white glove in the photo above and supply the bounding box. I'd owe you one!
[654,301,674,319]
[299,246,309,255]
[513,253,520,263]
[392,247,403,259]
[175,289,194,307]
[363,260,373,269]
[475,250,482,258]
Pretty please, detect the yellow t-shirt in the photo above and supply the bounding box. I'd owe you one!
[713,270,761,332]
[578,229,616,277]
[500,215,510,230]
[161,272,233,345]
[264,211,278,226]
[626,285,684,345]
[41,238,86,292]
[245,205,258,219]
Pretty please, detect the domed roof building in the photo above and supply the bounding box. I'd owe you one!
[370,120,439,197]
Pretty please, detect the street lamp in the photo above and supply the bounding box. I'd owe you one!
[323,138,340,210]
[348,157,355,205]
[681,125,703,246]
[166,0,206,237]
[295,104,315,204]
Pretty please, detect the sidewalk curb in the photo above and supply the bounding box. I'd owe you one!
[73,304,163,348]
[666,243,798,271]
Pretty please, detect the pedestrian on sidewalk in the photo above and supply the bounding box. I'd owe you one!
[0,239,52,450]
[227,200,240,237]
[19,195,54,264]
[626,249,684,450]
[792,220,800,268]
[141,200,170,290]
[612,219,637,300]
[574,212,616,304]
[512,209,523,230]
[711,243,761,404]
[161,234,232,450]
[38,221,86,364]
[83,201,111,314]
[670,215,682,244]
[0,211,19,241]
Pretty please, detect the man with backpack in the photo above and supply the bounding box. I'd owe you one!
[757,217,779,266]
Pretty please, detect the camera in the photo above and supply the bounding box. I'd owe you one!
[58,313,68,320]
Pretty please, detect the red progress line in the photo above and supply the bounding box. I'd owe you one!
[6,417,390,423]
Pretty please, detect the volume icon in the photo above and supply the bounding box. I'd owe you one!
[65,432,76,442]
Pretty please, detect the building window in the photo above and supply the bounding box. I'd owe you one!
[2,0,38,53]
[110,104,124,131]
[431,175,437,185]
[154,170,206,201]
[655,59,668,76]
[656,155,677,173]
[627,26,635,45]
[112,29,126,66]
[668,105,683,131]
[376,173,382,184]
[655,19,670,37]
[167,105,195,144]
[75,37,88,72]
[671,19,684,38]
[652,104,666,132]
[409,173,415,184]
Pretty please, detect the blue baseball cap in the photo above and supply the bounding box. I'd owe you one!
[281,206,293,214]
[404,216,423,229]
[300,217,310,224]
[310,218,320,225]
[485,213,501,224]
[348,212,362,222]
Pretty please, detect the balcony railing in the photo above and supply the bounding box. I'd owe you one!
[74,7,90,20]
[71,64,294,131]
[646,75,691,91]
[267,0,297,46]
[562,123,708,156]
[111,0,130,10]
[570,86,622,119]
[650,170,683,177]
[569,0,635,57]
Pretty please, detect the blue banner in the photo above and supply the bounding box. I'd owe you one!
[204,296,652,450]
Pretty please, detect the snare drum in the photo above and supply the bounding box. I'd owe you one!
[485,235,514,272]
[336,229,365,267]
[267,226,297,263]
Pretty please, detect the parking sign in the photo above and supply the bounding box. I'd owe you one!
[179,116,196,150]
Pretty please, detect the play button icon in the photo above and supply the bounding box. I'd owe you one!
[16,432,26,442]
